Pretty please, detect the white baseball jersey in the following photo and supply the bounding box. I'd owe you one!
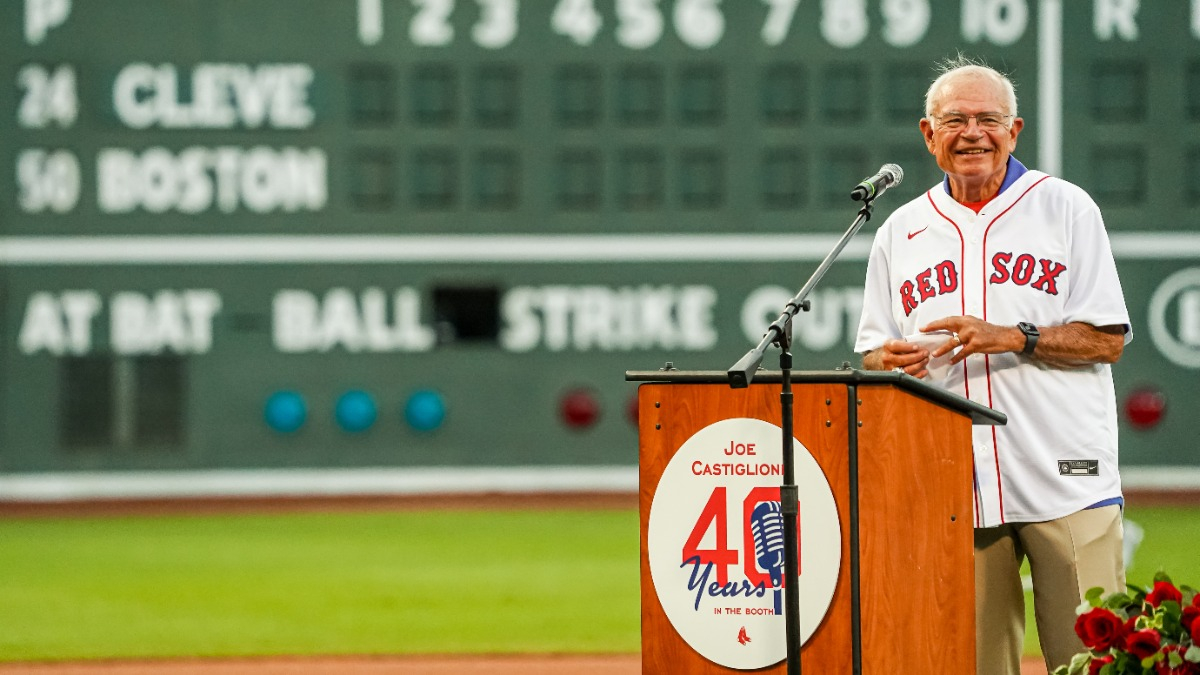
[854,166,1132,528]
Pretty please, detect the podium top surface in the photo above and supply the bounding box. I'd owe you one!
[624,368,1006,426]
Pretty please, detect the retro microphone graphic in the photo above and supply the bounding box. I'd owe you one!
[750,500,787,616]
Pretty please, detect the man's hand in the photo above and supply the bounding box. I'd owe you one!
[921,316,1023,365]
[862,338,931,378]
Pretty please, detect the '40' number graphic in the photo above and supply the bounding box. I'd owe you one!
[682,486,798,591]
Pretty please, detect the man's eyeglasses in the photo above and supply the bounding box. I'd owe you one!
[931,112,1014,131]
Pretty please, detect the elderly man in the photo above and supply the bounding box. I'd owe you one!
[854,57,1132,674]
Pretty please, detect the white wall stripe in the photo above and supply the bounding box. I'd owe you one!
[0,465,1191,502]
[0,466,639,502]
[0,234,870,265]
[0,232,1197,265]
[1038,0,1063,178]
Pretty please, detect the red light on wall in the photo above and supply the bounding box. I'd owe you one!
[1124,387,1166,430]
[626,393,640,426]
[560,388,601,429]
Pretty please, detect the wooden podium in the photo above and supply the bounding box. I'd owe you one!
[627,368,1005,674]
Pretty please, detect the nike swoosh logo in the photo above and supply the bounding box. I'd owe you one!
[907,227,929,240]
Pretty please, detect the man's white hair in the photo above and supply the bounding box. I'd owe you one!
[924,55,1018,118]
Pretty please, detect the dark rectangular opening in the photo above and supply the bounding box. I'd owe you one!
[60,356,114,448]
[348,63,397,127]
[432,286,501,345]
[350,149,396,211]
[58,355,187,451]
[134,356,186,446]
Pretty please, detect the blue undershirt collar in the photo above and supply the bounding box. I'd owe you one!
[941,155,1029,199]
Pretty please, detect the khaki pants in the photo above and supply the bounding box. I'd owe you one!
[974,505,1125,675]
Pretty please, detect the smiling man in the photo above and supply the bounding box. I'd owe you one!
[854,57,1133,674]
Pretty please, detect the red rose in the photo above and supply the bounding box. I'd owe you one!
[1089,655,1114,675]
[1147,581,1184,607]
[1075,608,1127,651]
[1124,628,1163,660]
[1183,605,1200,632]
[1192,613,1200,646]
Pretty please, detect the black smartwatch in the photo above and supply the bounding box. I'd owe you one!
[1017,322,1040,355]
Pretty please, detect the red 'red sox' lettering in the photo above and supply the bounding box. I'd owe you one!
[899,254,1066,316]
[989,252,1067,295]
[900,260,959,316]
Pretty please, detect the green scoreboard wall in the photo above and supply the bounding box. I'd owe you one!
[2,0,1198,474]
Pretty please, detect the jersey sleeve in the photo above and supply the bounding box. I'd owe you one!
[853,225,901,354]
[1063,192,1133,343]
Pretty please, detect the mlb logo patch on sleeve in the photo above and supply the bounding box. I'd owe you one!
[1058,460,1099,476]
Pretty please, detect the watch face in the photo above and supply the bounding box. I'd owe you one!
[1019,322,1038,335]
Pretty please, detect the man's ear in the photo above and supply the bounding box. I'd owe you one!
[919,117,936,154]
[1007,117,1024,150]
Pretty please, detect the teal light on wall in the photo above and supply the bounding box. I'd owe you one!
[264,390,307,433]
[404,389,446,432]
[335,390,377,433]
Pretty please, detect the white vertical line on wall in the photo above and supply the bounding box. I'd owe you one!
[1038,0,1063,177]
[357,0,383,45]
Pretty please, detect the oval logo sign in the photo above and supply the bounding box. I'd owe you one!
[647,418,841,669]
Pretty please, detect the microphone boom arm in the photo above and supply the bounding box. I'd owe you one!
[724,167,900,675]
[727,200,876,387]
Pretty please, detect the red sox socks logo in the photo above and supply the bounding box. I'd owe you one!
[900,254,1067,316]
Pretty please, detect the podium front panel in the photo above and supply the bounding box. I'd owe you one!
[637,379,974,674]
[639,382,853,673]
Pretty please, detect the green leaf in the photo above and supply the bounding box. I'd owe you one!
[1154,570,1174,584]
[1113,651,1136,669]
[1160,600,1184,639]
[1064,652,1091,675]
[1101,592,1135,611]
[1169,650,1185,667]
[1185,645,1200,663]
[1086,586,1106,605]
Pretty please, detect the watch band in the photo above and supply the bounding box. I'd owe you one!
[1018,322,1039,355]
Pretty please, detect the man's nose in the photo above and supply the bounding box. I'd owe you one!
[961,119,985,138]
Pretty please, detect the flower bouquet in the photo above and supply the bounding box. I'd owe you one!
[1053,573,1200,675]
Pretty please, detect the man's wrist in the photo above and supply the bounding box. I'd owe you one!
[1017,322,1040,355]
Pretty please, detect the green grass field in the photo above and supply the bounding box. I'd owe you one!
[0,503,1195,662]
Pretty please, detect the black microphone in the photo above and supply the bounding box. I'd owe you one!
[850,163,904,201]
[750,500,786,588]
[750,500,786,616]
